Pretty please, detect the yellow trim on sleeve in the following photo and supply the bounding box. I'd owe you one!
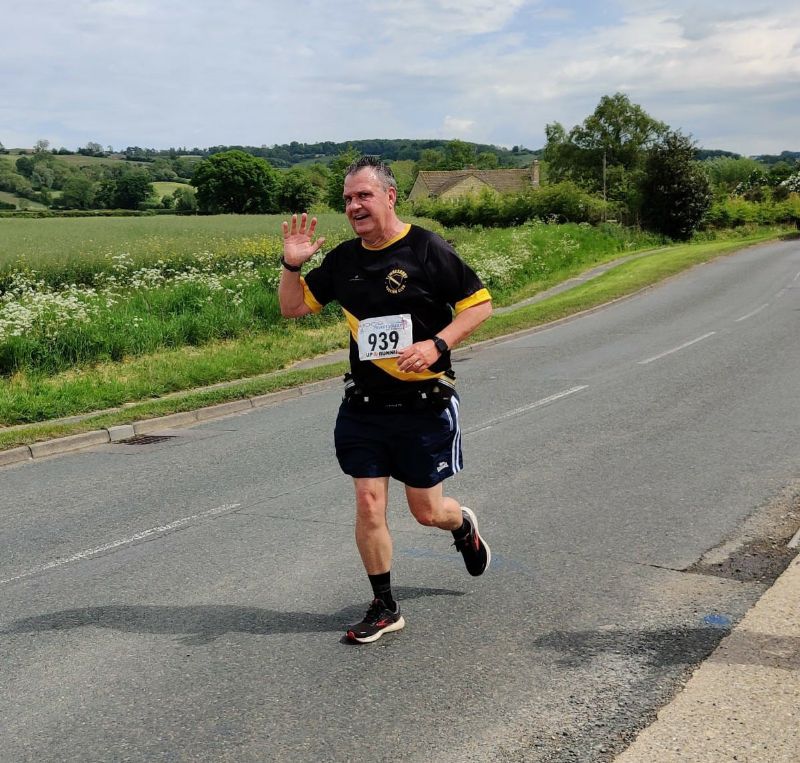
[301,277,324,314]
[361,224,412,251]
[454,287,492,315]
[342,306,360,340]
[341,307,443,382]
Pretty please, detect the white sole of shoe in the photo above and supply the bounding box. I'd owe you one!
[461,506,491,573]
[347,615,406,644]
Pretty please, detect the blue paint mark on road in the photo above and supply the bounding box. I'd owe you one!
[703,613,732,629]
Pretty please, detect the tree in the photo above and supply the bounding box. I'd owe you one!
[703,156,764,193]
[417,148,444,171]
[442,139,477,169]
[192,150,280,214]
[476,151,499,169]
[0,141,8,155]
[325,146,361,211]
[33,139,50,154]
[544,93,668,204]
[113,170,154,208]
[278,168,319,211]
[172,186,198,213]
[60,176,95,209]
[31,165,55,190]
[640,131,712,240]
[16,155,34,178]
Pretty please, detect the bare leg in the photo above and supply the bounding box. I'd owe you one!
[353,476,392,575]
[405,482,463,530]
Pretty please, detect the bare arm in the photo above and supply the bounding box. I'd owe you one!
[396,299,492,373]
[278,213,325,318]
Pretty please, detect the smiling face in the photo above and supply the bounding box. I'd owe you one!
[343,168,400,247]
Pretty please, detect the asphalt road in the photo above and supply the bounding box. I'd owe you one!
[2,239,799,762]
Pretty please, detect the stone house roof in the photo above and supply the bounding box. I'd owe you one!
[408,162,540,201]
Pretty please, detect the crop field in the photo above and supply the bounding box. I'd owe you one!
[0,212,691,425]
[0,190,46,209]
[152,181,193,199]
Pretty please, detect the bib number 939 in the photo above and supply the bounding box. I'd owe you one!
[358,314,412,361]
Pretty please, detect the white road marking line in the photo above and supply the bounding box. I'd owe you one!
[0,503,241,586]
[637,332,716,365]
[735,303,769,322]
[793,271,800,283]
[788,528,800,549]
[466,385,589,433]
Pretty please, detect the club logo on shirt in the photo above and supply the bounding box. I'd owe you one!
[385,269,408,294]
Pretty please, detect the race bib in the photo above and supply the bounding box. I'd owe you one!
[357,314,413,361]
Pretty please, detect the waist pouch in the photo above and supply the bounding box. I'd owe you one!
[343,373,456,413]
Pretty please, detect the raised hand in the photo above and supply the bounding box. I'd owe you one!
[281,213,326,268]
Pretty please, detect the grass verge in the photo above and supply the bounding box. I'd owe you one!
[0,228,793,450]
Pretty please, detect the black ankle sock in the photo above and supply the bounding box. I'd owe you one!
[452,517,470,540]
[368,571,395,610]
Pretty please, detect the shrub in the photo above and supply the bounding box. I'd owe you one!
[409,182,612,228]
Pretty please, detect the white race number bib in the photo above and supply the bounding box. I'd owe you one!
[357,314,413,361]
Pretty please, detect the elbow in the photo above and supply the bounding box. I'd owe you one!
[280,301,310,319]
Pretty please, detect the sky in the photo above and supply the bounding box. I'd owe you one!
[2,0,799,156]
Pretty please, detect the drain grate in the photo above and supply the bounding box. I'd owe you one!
[118,434,178,445]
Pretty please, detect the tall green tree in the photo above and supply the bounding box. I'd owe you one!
[325,147,360,211]
[114,170,155,209]
[60,175,95,209]
[192,150,280,214]
[544,93,668,205]
[278,167,319,211]
[640,131,711,240]
[417,148,444,171]
[442,139,477,169]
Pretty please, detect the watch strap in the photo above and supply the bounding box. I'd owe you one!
[432,335,449,354]
[281,256,302,272]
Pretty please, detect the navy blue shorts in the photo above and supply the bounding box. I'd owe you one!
[334,395,463,488]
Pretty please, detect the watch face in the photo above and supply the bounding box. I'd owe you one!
[434,337,448,353]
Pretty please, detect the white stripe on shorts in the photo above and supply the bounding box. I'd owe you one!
[450,396,462,474]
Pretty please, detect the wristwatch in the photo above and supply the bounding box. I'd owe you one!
[432,335,449,354]
[280,256,302,272]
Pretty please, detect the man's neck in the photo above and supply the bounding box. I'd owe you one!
[361,218,407,249]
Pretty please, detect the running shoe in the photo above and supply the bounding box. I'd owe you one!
[454,506,491,576]
[346,598,405,644]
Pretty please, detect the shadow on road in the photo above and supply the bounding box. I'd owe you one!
[2,586,465,645]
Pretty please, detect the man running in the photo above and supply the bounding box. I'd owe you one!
[279,156,492,643]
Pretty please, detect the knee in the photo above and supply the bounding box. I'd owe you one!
[409,503,437,527]
[355,486,386,523]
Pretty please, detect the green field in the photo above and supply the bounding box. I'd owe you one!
[0,212,792,435]
[0,213,354,274]
[0,190,46,210]
[152,181,193,199]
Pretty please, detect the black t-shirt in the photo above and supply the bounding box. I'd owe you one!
[302,224,490,392]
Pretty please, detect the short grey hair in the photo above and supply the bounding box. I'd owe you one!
[344,156,397,192]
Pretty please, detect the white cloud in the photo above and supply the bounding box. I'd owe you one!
[1,1,799,154]
[442,116,476,136]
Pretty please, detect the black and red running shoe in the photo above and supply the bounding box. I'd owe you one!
[346,598,405,644]
[454,506,491,576]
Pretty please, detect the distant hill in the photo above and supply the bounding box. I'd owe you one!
[751,150,800,166]
[122,139,542,168]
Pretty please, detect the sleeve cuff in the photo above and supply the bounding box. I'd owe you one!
[454,287,492,315]
[301,278,324,314]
